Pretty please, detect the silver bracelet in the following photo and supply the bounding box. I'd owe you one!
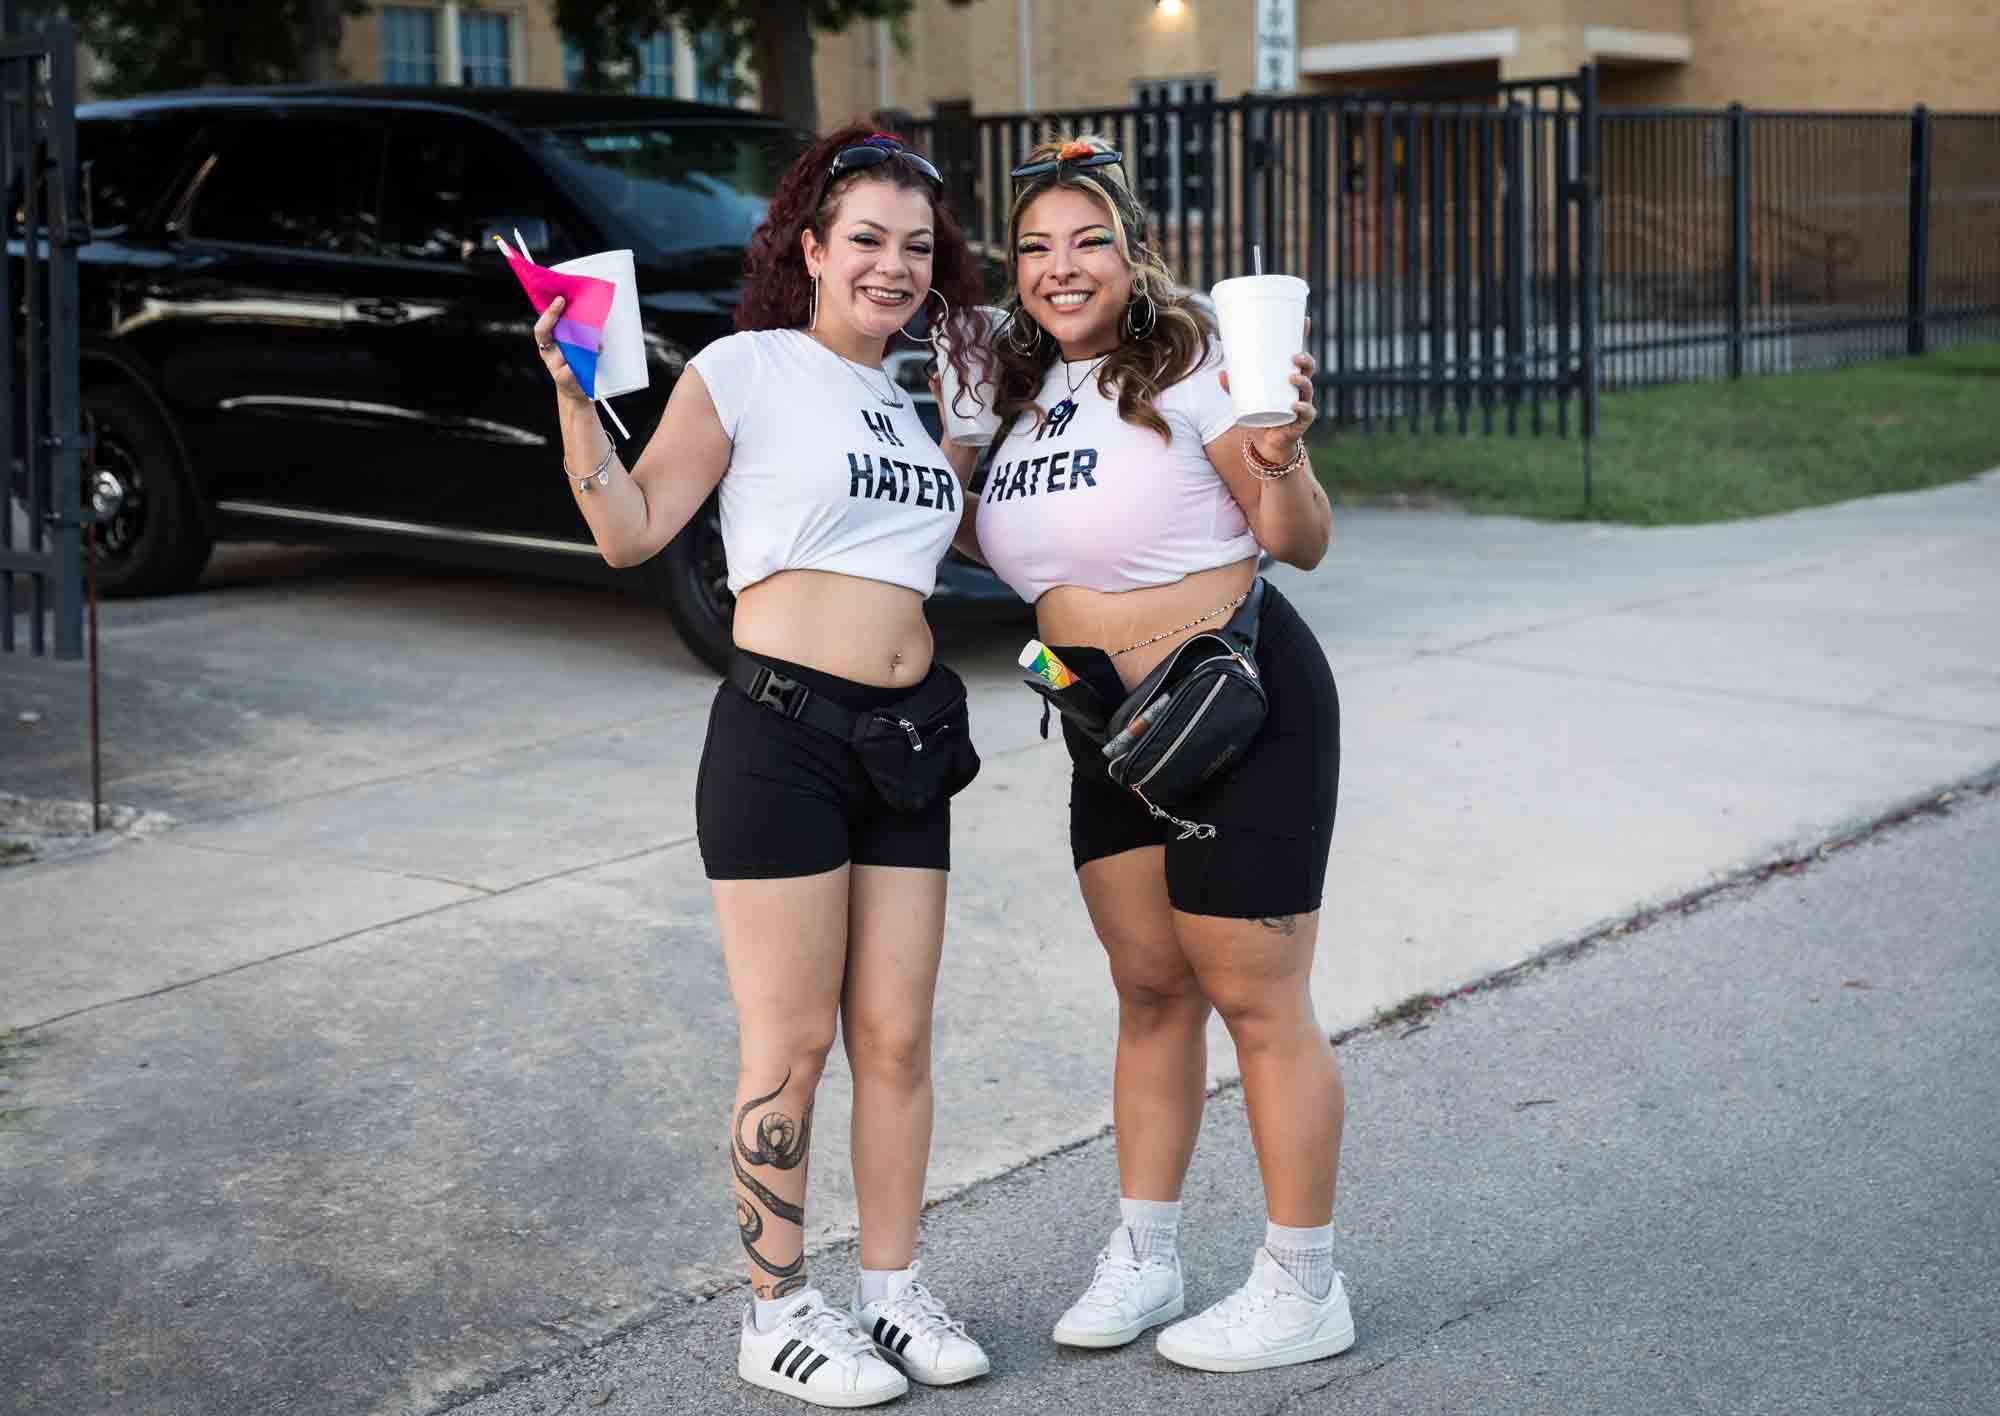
[566,437,615,493]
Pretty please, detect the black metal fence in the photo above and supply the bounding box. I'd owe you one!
[902,73,2000,437]
[1599,106,2000,387]
[907,69,1600,439]
[3,17,85,660]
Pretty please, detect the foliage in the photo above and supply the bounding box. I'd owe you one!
[34,0,367,98]
[552,0,974,130]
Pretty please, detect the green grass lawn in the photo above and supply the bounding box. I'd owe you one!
[1308,342,2000,525]
[0,1028,35,1133]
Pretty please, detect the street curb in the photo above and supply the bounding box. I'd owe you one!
[422,756,2000,1415]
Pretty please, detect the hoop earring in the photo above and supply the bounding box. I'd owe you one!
[1123,286,1158,340]
[902,288,950,343]
[1004,309,1044,355]
[808,273,820,330]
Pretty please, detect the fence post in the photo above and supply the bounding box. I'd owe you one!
[1502,101,1529,428]
[1728,102,1749,379]
[1906,103,1931,357]
[1577,65,1599,453]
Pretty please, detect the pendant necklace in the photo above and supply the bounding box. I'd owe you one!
[1049,353,1111,427]
[813,331,903,407]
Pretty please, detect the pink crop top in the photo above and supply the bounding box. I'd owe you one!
[973,343,1260,605]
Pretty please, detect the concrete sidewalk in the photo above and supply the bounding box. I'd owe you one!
[4,471,1998,1415]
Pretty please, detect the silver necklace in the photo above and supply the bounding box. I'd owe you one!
[811,332,903,407]
[1065,353,1112,395]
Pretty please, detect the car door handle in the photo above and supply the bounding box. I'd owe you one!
[350,297,409,324]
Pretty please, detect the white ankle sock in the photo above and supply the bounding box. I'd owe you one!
[1264,1220,1336,1300]
[753,1291,801,1331]
[1118,1197,1182,1265]
[858,1266,914,1306]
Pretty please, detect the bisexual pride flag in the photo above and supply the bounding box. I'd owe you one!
[496,232,638,437]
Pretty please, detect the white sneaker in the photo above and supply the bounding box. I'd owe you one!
[1051,1226,1186,1349]
[1155,1248,1355,1373]
[738,1289,910,1408]
[853,1262,991,1386]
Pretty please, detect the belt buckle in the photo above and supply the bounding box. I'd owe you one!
[751,667,805,718]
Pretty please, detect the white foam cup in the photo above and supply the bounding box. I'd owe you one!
[934,305,1005,447]
[551,248,648,400]
[1210,274,1309,428]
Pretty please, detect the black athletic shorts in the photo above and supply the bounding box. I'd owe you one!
[1055,581,1339,919]
[696,652,952,880]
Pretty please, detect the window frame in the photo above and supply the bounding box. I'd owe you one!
[169,113,387,260]
[381,6,439,86]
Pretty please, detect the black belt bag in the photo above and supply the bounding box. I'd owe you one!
[727,655,981,814]
[1098,578,1269,840]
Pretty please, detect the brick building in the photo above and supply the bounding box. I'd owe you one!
[813,0,2000,124]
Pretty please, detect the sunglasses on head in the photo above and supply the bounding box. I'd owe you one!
[1009,144,1125,187]
[817,134,944,208]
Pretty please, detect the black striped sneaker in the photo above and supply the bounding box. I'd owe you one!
[738,1289,908,1408]
[853,1263,991,1386]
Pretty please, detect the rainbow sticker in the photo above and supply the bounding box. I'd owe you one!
[1019,639,1077,690]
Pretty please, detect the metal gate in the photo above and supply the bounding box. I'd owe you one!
[2,16,84,660]
[905,67,1600,441]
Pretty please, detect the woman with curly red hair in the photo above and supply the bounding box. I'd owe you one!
[531,127,991,1408]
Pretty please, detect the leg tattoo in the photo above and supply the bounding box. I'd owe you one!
[731,1070,817,1296]
[1258,915,1299,936]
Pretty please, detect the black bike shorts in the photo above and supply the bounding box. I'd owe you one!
[1055,581,1339,920]
[696,652,952,880]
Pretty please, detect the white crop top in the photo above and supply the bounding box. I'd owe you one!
[688,329,961,597]
[974,342,1260,605]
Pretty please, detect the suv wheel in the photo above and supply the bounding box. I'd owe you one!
[653,496,733,673]
[84,386,213,597]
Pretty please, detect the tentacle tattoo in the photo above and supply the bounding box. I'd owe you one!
[730,1070,816,1289]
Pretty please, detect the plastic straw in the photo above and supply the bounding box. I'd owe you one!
[1254,244,1263,276]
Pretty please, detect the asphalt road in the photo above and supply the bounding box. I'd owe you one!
[447,784,2000,1416]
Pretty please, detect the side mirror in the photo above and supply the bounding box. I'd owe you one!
[473,216,552,263]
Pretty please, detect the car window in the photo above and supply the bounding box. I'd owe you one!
[81,113,202,233]
[184,116,382,254]
[377,125,578,264]
[530,122,797,263]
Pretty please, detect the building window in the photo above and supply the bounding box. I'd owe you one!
[1134,77,1216,220]
[636,32,675,97]
[692,28,733,105]
[460,12,512,87]
[382,6,438,85]
[563,31,671,94]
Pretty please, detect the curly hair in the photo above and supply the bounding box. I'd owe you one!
[993,133,1215,442]
[736,124,986,389]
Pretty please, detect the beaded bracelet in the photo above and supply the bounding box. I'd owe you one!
[1242,436,1307,481]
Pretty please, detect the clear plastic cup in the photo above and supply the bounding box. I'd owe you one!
[551,249,647,399]
[934,305,1004,447]
[1210,274,1309,428]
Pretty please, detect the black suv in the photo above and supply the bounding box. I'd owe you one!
[55,85,1017,669]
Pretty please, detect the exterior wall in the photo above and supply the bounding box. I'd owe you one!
[1597,0,2000,111]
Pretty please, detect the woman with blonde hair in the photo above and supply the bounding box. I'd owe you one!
[965,135,1349,1373]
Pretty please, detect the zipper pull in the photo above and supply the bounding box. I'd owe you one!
[898,716,924,751]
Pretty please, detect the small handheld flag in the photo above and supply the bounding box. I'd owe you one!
[495,233,633,440]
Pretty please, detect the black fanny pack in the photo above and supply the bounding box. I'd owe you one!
[1020,580,1269,841]
[728,655,981,814]
[1098,579,1269,839]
